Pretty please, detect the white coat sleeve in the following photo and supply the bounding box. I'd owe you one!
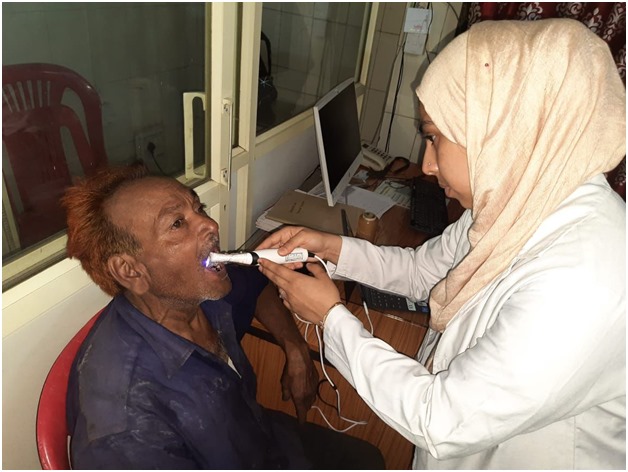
[322,229,625,460]
[332,210,472,301]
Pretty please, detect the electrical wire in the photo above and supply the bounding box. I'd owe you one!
[371,2,458,151]
[290,254,369,432]
[446,2,460,21]
[362,300,374,334]
[147,142,167,175]
[424,3,436,64]
[384,37,406,154]
[368,34,408,147]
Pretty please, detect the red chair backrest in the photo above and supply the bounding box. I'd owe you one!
[2,63,108,248]
[36,309,104,470]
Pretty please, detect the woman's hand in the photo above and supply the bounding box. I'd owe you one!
[258,260,341,326]
[256,226,343,265]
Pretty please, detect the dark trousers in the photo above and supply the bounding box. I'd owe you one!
[298,420,386,470]
[267,409,386,470]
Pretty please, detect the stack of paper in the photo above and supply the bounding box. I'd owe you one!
[255,209,283,232]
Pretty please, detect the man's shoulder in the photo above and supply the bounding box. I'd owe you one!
[69,298,156,440]
[74,299,146,377]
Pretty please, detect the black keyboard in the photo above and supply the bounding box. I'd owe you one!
[410,178,449,235]
[360,285,429,313]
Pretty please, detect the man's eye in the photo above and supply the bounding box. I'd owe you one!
[423,135,435,144]
[172,218,183,229]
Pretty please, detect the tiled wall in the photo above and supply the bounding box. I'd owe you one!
[360,2,462,163]
[261,2,366,112]
[2,2,205,174]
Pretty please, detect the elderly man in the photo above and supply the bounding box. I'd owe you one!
[62,164,384,469]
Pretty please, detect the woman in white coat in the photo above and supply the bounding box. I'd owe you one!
[257,19,626,469]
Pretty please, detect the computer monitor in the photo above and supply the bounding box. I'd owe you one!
[313,78,363,207]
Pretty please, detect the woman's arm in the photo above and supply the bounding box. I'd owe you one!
[322,244,624,459]
[333,210,472,300]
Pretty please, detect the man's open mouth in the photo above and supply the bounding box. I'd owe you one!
[202,246,225,272]
[204,258,225,272]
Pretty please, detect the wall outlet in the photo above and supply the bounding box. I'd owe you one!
[135,126,166,171]
[404,7,432,34]
[404,33,428,55]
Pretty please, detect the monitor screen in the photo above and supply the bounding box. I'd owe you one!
[313,78,362,207]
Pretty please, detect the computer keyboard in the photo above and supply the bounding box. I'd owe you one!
[360,285,429,313]
[410,178,449,235]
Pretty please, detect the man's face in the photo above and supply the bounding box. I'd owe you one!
[107,177,231,304]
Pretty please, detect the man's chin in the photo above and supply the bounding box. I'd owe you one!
[202,277,232,301]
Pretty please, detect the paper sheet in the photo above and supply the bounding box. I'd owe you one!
[307,183,394,219]
[374,180,412,209]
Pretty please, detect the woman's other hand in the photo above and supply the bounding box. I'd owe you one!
[259,259,341,326]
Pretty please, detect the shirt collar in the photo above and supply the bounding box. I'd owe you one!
[114,295,230,379]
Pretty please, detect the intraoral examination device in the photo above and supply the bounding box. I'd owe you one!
[204,248,309,268]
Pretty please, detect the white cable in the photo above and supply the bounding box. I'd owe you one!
[303,322,311,343]
[314,323,335,389]
[312,254,332,278]
[362,300,374,335]
[290,254,368,432]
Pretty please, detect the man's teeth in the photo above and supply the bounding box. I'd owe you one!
[205,261,224,272]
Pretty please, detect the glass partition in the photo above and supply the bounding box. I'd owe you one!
[257,2,368,134]
[2,2,206,275]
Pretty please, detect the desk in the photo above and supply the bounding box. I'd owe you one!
[241,163,461,469]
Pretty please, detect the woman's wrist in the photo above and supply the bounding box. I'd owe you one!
[319,301,344,329]
[321,235,343,265]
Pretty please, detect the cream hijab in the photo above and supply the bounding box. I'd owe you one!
[417,19,626,333]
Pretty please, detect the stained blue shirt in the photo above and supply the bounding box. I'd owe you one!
[67,266,311,469]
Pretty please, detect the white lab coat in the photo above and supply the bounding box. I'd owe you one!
[323,175,626,469]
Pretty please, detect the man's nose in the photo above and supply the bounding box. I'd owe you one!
[196,213,219,234]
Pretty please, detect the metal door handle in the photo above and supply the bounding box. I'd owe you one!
[222,98,233,190]
[183,92,207,180]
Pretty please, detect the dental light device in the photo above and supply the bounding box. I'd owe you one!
[204,248,309,268]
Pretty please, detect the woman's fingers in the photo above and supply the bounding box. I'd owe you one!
[258,259,296,288]
[255,226,305,252]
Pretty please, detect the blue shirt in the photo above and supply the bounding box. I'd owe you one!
[67,266,312,469]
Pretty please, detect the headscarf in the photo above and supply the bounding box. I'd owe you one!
[416,19,626,332]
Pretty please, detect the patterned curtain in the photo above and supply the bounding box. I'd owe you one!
[458,2,626,199]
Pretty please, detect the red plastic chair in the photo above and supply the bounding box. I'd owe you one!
[2,63,108,249]
[36,309,104,469]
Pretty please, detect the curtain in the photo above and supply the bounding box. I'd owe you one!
[458,2,626,199]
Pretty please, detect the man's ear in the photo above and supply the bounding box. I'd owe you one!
[108,255,150,295]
